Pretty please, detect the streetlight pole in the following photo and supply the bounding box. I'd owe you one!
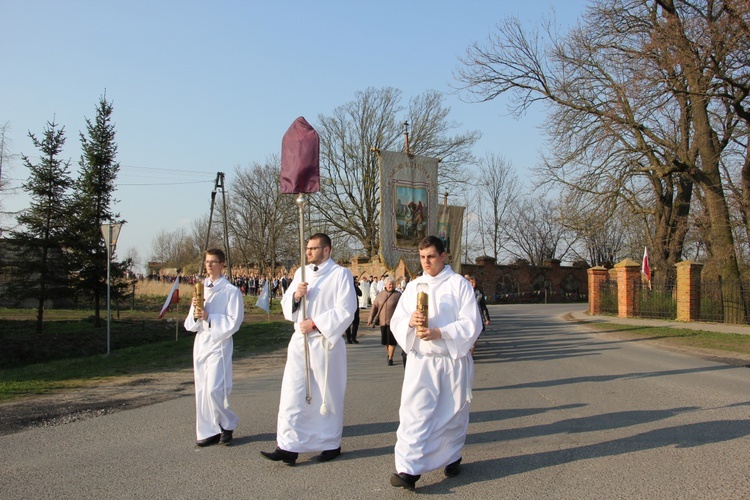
[100,222,123,356]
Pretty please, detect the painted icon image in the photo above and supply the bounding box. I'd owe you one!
[394,185,427,247]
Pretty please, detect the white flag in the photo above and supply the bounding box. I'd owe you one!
[256,280,270,313]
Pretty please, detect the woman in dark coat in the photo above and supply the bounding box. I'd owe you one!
[466,274,490,355]
[367,276,402,365]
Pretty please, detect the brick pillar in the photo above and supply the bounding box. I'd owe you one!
[587,266,609,315]
[615,258,641,318]
[676,260,702,322]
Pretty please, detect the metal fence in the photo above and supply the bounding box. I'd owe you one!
[599,278,618,315]
[635,281,677,320]
[700,278,749,324]
[596,278,677,319]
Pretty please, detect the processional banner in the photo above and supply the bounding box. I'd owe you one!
[437,204,465,274]
[379,150,439,274]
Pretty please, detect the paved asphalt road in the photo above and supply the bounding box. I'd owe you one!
[2,304,749,499]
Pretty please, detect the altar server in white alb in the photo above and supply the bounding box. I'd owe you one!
[389,235,482,490]
[261,233,357,465]
[184,248,244,447]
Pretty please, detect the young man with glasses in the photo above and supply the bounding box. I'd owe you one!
[261,233,357,465]
[184,248,244,447]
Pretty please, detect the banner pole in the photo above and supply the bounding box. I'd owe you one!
[297,194,312,405]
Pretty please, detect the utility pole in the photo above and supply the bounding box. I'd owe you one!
[205,172,232,280]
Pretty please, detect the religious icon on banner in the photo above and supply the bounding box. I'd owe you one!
[437,204,465,273]
[437,221,451,255]
[394,185,428,247]
[378,150,439,274]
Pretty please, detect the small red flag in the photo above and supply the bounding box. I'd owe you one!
[281,116,320,194]
[642,247,651,282]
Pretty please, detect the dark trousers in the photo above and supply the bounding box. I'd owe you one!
[345,309,360,342]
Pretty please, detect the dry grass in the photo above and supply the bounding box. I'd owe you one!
[134,280,195,298]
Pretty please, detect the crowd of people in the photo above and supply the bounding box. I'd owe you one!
[185,234,490,491]
[146,270,292,298]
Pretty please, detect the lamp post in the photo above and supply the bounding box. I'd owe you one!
[100,222,123,356]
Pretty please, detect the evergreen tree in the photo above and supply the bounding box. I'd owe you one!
[9,119,73,333]
[69,94,124,327]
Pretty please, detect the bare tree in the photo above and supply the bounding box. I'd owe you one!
[707,0,750,258]
[456,0,750,321]
[0,121,10,193]
[560,191,638,268]
[312,87,480,258]
[503,196,575,266]
[123,246,142,275]
[227,156,298,276]
[453,192,484,264]
[474,153,521,261]
[149,218,206,274]
[150,227,188,267]
[0,121,15,231]
[456,3,697,274]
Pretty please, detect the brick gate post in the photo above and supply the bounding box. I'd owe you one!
[615,258,641,318]
[675,260,703,322]
[587,266,609,315]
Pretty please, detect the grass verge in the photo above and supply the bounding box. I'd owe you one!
[591,322,750,357]
[0,320,292,401]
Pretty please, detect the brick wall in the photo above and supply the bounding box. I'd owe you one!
[350,254,588,302]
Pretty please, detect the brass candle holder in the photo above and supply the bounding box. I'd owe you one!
[193,282,204,319]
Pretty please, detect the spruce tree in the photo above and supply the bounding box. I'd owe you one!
[69,94,124,327]
[9,119,73,333]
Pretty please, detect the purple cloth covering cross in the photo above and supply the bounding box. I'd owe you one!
[280,116,320,194]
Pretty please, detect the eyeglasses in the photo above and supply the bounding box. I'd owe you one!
[204,260,222,265]
[305,246,323,251]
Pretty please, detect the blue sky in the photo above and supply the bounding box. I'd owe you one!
[1,0,587,270]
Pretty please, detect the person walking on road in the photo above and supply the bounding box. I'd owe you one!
[367,276,402,365]
[465,274,490,355]
[261,233,357,466]
[345,276,362,344]
[388,236,482,490]
[184,248,244,447]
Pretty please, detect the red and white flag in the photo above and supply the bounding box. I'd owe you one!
[642,247,651,282]
[158,277,180,319]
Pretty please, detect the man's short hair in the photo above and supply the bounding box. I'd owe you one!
[206,248,226,263]
[418,235,445,254]
[309,233,332,249]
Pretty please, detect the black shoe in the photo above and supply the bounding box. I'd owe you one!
[347,339,353,344]
[219,429,233,445]
[317,447,341,462]
[388,358,394,366]
[390,472,420,490]
[352,339,359,344]
[260,447,298,466]
[444,457,462,477]
[196,434,221,447]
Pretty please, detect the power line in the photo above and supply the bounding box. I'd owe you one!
[119,180,214,186]
[118,164,217,177]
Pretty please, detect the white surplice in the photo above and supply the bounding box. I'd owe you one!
[390,265,482,475]
[277,258,357,452]
[358,279,370,308]
[184,276,244,440]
